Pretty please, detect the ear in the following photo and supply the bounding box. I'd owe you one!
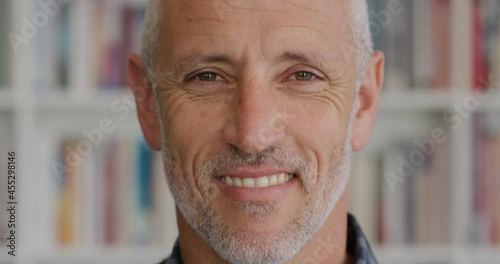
[351,51,384,152]
[127,54,162,151]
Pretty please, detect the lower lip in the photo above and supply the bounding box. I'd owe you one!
[213,176,297,202]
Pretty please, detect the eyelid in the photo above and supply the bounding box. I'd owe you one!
[284,70,324,82]
[187,70,227,82]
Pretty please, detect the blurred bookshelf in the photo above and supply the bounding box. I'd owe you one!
[0,0,14,262]
[0,0,500,263]
[347,1,500,264]
[471,113,500,245]
[0,0,10,89]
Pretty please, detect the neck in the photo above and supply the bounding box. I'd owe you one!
[176,193,351,264]
[289,194,351,264]
[177,209,227,264]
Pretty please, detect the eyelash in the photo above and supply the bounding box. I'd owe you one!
[188,71,321,83]
[287,71,321,82]
[188,71,225,82]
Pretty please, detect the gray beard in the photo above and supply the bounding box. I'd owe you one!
[159,138,352,264]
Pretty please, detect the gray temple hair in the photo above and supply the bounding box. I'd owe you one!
[140,0,374,92]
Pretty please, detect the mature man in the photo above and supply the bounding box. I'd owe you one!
[127,0,384,263]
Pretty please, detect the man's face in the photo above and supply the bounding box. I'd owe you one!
[148,0,360,262]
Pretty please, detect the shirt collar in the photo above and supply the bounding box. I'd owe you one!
[160,213,377,264]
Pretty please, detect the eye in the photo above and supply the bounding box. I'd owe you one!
[191,72,224,82]
[288,71,319,81]
[184,70,231,96]
[279,68,326,95]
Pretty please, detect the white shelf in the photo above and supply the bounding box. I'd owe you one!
[0,257,16,264]
[465,247,500,263]
[0,89,14,111]
[379,89,500,113]
[32,248,167,264]
[378,90,454,112]
[479,90,500,112]
[375,246,454,264]
[34,90,135,112]
[25,246,500,264]
[376,246,500,264]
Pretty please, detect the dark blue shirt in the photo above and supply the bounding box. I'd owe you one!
[158,214,377,264]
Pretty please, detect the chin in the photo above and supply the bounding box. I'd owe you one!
[212,227,302,264]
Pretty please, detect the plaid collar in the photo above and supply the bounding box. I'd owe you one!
[159,214,377,264]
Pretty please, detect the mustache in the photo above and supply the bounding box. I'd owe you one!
[196,145,313,179]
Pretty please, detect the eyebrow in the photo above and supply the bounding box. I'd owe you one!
[175,53,238,75]
[275,51,329,68]
[174,50,330,75]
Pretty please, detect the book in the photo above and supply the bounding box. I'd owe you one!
[472,114,500,245]
[33,0,146,94]
[349,139,451,246]
[368,0,451,91]
[474,0,500,90]
[52,137,172,247]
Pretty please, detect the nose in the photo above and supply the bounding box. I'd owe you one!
[222,79,287,154]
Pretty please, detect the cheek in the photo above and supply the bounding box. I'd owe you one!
[287,102,348,173]
[290,103,347,147]
[163,99,227,164]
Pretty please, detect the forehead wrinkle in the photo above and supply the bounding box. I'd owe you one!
[190,34,231,39]
[265,24,340,51]
[283,0,345,24]
[197,6,336,31]
[280,0,353,42]
[219,6,297,14]
[187,4,320,27]
[213,0,301,16]
[189,17,261,28]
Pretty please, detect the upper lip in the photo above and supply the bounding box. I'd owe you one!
[219,167,294,178]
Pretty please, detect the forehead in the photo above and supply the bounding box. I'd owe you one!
[158,0,354,67]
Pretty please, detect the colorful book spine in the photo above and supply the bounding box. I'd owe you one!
[54,137,171,247]
[33,0,147,92]
[472,114,500,245]
[368,0,451,91]
[349,141,450,246]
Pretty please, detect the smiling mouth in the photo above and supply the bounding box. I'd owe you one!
[218,173,296,188]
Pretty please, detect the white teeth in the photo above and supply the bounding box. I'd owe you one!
[226,176,233,186]
[269,175,278,186]
[256,177,269,188]
[233,178,242,187]
[221,173,294,188]
[242,178,256,188]
[278,173,286,184]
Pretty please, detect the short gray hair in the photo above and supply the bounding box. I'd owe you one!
[141,0,163,84]
[140,0,373,90]
[350,0,374,88]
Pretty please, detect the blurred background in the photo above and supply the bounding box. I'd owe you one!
[0,0,499,263]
